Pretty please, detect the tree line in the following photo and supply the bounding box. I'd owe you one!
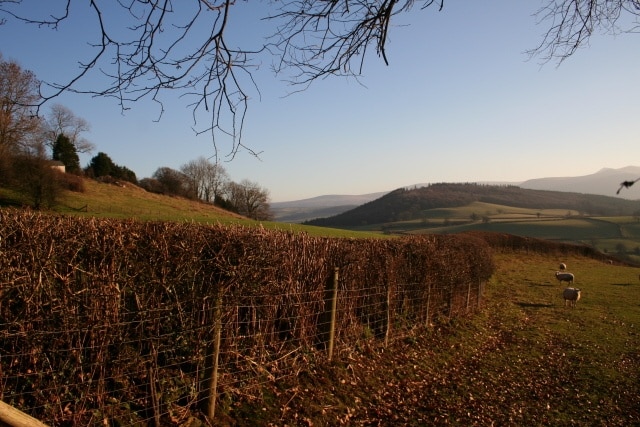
[0,53,272,220]
[140,159,271,221]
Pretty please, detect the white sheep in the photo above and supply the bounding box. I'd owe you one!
[555,271,574,285]
[559,263,567,270]
[563,287,581,308]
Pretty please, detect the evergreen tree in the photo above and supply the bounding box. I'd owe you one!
[85,151,138,184]
[87,152,115,178]
[52,133,81,174]
[112,164,137,184]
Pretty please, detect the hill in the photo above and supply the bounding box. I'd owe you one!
[0,177,249,223]
[272,166,640,223]
[305,183,640,227]
[0,178,385,238]
[270,191,388,223]
[520,166,640,199]
[72,179,250,222]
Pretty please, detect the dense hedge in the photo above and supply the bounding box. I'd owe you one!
[0,210,493,425]
[463,230,624,264]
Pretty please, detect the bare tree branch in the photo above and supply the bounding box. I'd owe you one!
[2,0,640,160]
[266,1,422,87]
[528,0,640,64]
[1,0,264,160]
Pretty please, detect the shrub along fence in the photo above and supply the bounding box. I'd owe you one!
[0,210,494,426]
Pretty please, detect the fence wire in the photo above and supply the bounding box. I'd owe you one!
[0,210,493,426]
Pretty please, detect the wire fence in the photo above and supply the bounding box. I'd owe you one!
[0,210,493,426]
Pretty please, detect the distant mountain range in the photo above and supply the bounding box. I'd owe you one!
[270,192,388,223]
[271,166,640,223]
[519,166,640,198]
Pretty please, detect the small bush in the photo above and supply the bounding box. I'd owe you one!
[60,173,86,193]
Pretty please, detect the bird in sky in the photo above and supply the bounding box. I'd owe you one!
[617,178,640,195]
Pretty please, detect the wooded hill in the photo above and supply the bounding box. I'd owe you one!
[306,183,640,227]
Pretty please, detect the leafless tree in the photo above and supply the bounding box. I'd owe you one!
[152,166,196,199]
[1,1,639,158]
[44,104,95,154]
[12,143,63,209]
[0,53,42,155]
[180,156,230,203]
[0,53,52,190]
[225,179,272,221]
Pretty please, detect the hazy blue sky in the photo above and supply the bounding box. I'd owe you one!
[2,2,639,202]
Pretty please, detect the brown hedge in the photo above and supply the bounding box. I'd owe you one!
[0,210,494,425]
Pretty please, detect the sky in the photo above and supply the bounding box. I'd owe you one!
[1,1,639,202]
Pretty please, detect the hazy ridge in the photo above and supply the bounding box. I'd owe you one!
[271,166,640,223]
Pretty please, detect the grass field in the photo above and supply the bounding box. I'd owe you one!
[1,179,386,238]
[348,201,640,264]
[227,251,640,425]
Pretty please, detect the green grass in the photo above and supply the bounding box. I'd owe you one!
[342,202,640,260]
[55,179,248,223]
[413,201,579,220]
[263,221,387,238]
[430,217,622,241]
[246,251,640,425]
[2,179,386,238]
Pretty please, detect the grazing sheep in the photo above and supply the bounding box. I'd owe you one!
[559,263,567,270]
[555,271,574,285]
[563,287,581,308]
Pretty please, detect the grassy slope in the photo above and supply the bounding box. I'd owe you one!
[349,201,640,262]
[0,179,384,238]
[225,251,640,426]
[56,179,247,222]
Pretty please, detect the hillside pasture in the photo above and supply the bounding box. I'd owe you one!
[1,178,385,238]
[412,201,579,220]
[621,219,640,236]
[58,179,246,222]
[344,202,640,263]
[232,250,640,425]
[435,217,622,241]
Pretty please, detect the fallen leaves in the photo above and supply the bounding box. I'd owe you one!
[229,255,640,426]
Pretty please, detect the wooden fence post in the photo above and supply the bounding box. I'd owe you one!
[448,286,454,320]
[384,284,392,347]
[425,282,432,327]
[327,267,339,362]
[0,401,49,427]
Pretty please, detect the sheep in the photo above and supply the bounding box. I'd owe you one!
[555,271,574,285]
[559,263,567,271]
[563,287,581,308]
